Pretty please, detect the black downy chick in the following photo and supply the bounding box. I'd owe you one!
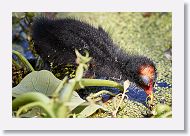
[32,17,157,97]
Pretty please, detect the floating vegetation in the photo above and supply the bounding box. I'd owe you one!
[12,12,172,118]
[90,96,151,118]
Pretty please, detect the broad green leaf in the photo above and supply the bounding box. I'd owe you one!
[77,104,107,118]
[68,91,86,111]
[12,70,61,97]
[17,107,42,118]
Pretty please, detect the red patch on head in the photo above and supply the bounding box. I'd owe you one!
[138,65,155,95]
[138,65,155,80]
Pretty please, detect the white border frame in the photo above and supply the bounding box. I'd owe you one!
[0,0,184,130]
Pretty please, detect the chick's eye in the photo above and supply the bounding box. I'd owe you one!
[140,75,150,86]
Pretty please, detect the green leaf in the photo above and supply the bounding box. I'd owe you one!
[68,91,86,111]
[17,107,43,118]
[12,70,61,97]
[155,104,171,115]
[152,104,172,118]
[13,12,25,19]
[77,104,107,118]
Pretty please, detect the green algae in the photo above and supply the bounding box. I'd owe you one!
[90,96,150,118]
[57,12,172,117]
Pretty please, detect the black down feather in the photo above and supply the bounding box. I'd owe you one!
[32,17,157,87]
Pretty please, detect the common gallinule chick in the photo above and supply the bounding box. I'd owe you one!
[32,17,157,99]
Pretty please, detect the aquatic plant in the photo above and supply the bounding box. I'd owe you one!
[12,50,126,118]
[12,12,172,118]
[12,50,172,118]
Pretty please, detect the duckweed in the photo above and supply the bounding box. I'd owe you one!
[13,12,172,118]
[58,12,172,117]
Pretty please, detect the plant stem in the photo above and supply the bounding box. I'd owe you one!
[16,102,56,118]
[12,50,35,72]
[52,76,68,98]
[57,57,88,117]
[12,59,21,69]
[75,78,124,91]
[89,90,116,98]
[60,79,76,102]
[12,92,50,110]
[57,80,76,118]
[112,80,130,117]
[112,89,127,117]
[86,90,116,102]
